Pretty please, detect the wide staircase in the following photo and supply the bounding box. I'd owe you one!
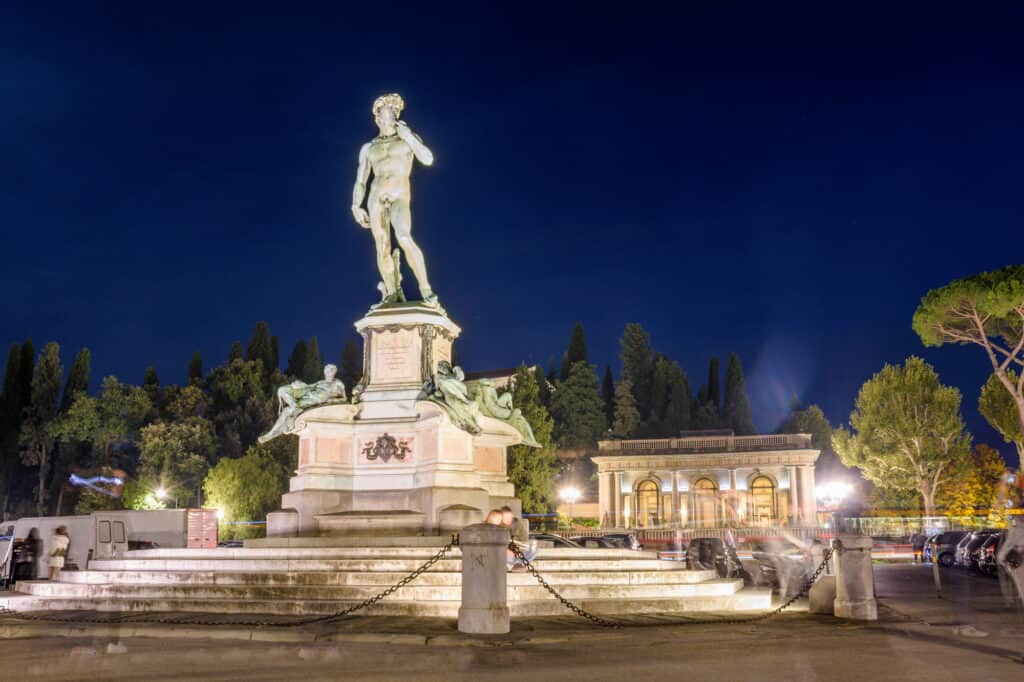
[4,539,771,618]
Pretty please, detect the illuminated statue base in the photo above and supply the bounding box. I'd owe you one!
[267,303,522,537]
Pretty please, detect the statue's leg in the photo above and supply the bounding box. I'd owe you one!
[368,201,396,296]
[390,199,433,300]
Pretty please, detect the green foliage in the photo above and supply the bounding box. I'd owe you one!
[73,486,122,514]
[550,362,607,453]
[204,447,287,540]
[286,339,307,378]
[722,353,755,435]
[271,336,280,373]
[246,321,275,376]
[17,339,35,415]
[832,356,972,515]
[138,417,216,508]
[941,444,1007,517]
[567,322,587,366]
[913,265,1024,449]
[779,401,849,481]
[534,365,551,407]
[303,336,323,383]
[340,338,362,395]
[19,342,63,513]
[506,365,557,513]
[619,324,654,418]
[121,479,166,511]
[188,352,203,384]
[979,370,1024,457]
[60,348,91,413]
[229,341,243,361]
[163,384,209,421]
[53,375,152,468]
[612,378,640,438]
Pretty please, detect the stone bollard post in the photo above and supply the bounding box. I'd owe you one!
[807,542,836,615]
[458,523,510,634]
[832,534,877,621]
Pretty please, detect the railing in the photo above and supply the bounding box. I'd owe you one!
[569,526,831,547]
[597,433,813,455]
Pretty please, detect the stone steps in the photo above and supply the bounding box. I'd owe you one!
[56,568,719,586]
[16,578,744,602]
[87,557,683,573]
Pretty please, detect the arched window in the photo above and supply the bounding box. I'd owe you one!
[692,478,717,528]
[636,480,660,528]
[750,476,777,523]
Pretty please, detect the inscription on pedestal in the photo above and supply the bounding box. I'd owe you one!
[371,328,421,384]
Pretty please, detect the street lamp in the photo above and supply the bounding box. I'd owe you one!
[155,487,178,509]
[560,486,580,528]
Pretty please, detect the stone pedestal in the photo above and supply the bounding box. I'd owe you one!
[458,523,511,634]
[273,303,522,537]
[833,534,878,621]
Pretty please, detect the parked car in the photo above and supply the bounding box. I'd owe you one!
[977,532,1006,577]
[956,530,1000,569]
[926,530,969,567]
[750,543,811,594]
[687,537,751,583]
[600,532,642,551]
[528,533,583,549]
[569,536,620,549]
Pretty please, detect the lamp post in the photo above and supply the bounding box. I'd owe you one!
[560,486,580,530]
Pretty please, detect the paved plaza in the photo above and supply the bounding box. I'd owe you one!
[1,564,1022,680]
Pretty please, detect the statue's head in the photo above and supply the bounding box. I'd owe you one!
[373,93,404,132]
[323,364,338,381]
[436,360,452,376]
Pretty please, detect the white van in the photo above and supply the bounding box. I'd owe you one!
[1,509,191,582]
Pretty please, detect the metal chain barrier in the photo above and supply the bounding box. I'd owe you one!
[0,539,456,629]
[509,540,837,628]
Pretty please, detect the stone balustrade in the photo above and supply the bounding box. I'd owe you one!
[598,433,812,454]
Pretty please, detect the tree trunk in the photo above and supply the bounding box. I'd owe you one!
[920,480,936,517]
[36,446,48,516]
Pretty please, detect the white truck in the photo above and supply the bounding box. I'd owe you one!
[1,509,199,584]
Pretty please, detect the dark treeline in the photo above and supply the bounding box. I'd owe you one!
[0,324,361,521]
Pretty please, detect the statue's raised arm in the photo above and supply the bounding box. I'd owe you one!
[349,93,438,308]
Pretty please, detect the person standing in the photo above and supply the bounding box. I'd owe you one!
[48,526,70,580]
[911,532,926,564]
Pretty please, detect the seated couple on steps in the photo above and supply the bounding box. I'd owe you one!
[485,507,535,572]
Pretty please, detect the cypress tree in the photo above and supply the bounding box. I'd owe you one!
[142,366,160,410]
[612,378,640,438]
[534,365,551,406]
[545,358,558,387]
[188,352,203,384]
[287,340,308,378]
[550,362,607,453]
[340,338,362,394]
[663,363,692,436]
[61,348,91,413]
[246,321,274,374]
[601,365,614,424]
[21,342,62,513]
[648,354,671,431]
[270,336,281,373]
[559,352,570,383]
[1,343,22,424]
[229,341,243,362]
[303,336,323,382]
[1,343,24,516]
[619,324,654,420]
[566,322,587,366]
[723,353,756,435]
[17,338,35,413]
[707,357,721,413]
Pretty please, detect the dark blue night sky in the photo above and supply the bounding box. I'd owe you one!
[3,3,1022,465]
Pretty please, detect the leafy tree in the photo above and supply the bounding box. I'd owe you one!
[619,324,654,418]
[188,352,203,385]
[550,362,607,455]
[832,357,971,516]
[567,322,587,366]
[941,444,1007,517]
[138,418,216,507]
[340,338,362,395]
[164,384,210,421]
[121,479,165,511]
[229,341,244,362]
[612,378,640,438]
[204,446,288,540]
[707,357,721,414]
[1,343,27,515]
[779,400,849,483]
[506,365,557,512]
[53,376,152,469]
[60,348,91,413]
[246,321,275,376]
[913,265,1024,454]
[142,366,161,418]
[723,353,755,435]
[303,336,323,383]
[979,370,1024,459]
[601,365,614,424]
[271,336,280,373]
[205,358,272,458]
[19,342,62,513]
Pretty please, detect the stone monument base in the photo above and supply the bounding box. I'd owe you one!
[267,302,523,537]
